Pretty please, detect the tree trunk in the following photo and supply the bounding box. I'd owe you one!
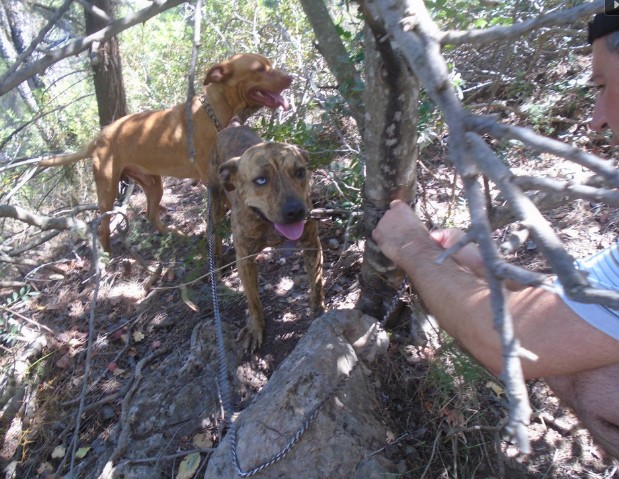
[84,0,128,127]
[355,20,419,320]
[298,0,365,132]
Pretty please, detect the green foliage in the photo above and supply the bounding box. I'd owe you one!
[428,335,491,394]
[0,286,38,348]
[119,7,193,111]
[427,0,513,30]
[260,115,341,171]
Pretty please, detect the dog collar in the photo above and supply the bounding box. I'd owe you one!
[199,93,223,132]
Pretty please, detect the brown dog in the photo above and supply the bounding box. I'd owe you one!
[214,124,324,352]
[39,53,292,251]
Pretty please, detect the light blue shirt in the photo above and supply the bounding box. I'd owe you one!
[555,240,619,340]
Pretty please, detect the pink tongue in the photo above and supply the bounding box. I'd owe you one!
[265,91,290,110]
[274,221,305,240]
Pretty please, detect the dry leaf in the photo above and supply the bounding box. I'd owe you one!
[56,353,71,369]
[192,433,213,449]
[51,445,65,459]
[37,462,53,474]
[181,286,199,312]
[176,452,201,479]
[486,380,505,397]
[75,447,90,459]
[112,328,126,341]
[440,407,465,427]
[68,337,83,347]
[561,228,579,238]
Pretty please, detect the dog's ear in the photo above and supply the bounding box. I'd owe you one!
[293,146,310,165]
[219,158,240,192]
[204,61,231,85]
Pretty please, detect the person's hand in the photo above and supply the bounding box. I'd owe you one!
[373,201,487,278]
[430,228,485,277]
[372,200,429,264]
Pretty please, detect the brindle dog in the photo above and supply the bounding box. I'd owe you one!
[212,122,324,352]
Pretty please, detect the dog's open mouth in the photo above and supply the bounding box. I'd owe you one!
[274,221,305,241]
[249,89,290,110]
[250,207,305,240]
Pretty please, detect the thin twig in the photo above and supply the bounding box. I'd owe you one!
[106,346,171,466]
[0,305,55,334]
[3,0,75,79]
[68,213,107,474]
[184,0,202,163]
[124,448,216,464]
[0,0,189,97]
[440,0,603,46]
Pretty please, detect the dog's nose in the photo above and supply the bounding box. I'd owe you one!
[283,198,306,222]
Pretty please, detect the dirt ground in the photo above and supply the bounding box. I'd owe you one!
[2,153,619,478]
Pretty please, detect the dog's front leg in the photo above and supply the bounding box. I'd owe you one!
[235,246,265,353]
[301,220,325,317]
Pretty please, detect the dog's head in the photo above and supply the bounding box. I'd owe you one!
[219,143,311,241]
[204,53,292,113]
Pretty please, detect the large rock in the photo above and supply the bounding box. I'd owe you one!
[205,308,396,479]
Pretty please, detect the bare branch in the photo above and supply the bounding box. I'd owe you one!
[490,175,607,230]
[0,281,26,289]
[513,175,619,207]
[0,204,89,234]
[464,133,619,308]
[185,0,202,163]
[468,115,619,188]
[440,0,604,46]
[3,0,75,80]
[0,0,189,97]
[3,231,61,257]
[0,158,48,173]
[460,168,533,451]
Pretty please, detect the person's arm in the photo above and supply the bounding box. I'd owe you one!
[430,228,527,291]
[372,200,619,379]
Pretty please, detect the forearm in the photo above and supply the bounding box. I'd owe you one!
[373,200,619,378]
[396,236,505,375]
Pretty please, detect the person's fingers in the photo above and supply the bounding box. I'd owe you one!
[430,228,465,249]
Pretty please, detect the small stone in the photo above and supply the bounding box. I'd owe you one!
[327,238,340,250]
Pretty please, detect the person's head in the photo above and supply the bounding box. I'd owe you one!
[589,9,619,144]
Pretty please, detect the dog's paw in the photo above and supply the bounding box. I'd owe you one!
[237,324,264,353]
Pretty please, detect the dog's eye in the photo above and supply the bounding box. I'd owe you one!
[296,168,306,179]
[254,177,267,186]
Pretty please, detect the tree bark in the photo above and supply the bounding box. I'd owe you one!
[355,19,419,319]
[84,0,128,126]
